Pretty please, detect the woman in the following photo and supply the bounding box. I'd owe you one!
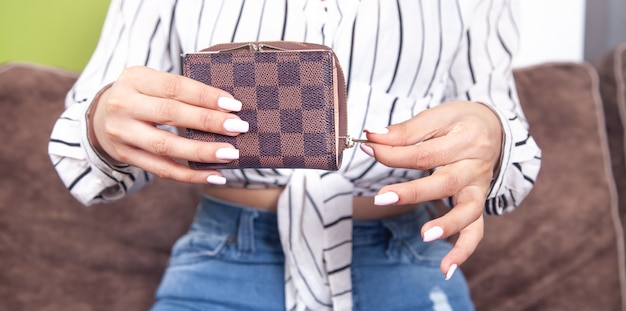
[48,0,541,310]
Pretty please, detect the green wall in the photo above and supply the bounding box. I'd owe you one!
[0,1,110,72]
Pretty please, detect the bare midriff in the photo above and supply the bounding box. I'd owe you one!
[203,186,419,220]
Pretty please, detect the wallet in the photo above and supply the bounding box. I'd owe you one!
[183,41,360,171]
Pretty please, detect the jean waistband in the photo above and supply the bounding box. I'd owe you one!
[352,205,432,245]
[194,194,433,243]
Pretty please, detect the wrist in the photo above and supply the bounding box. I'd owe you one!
[473,101,504,177]
[85,83,126,167]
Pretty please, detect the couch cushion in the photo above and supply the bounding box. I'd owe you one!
[597,42,626,243]
[463,62,625,310]
[0,63,200,310]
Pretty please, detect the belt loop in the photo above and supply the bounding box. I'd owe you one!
[237,208,259,255]
[380,219,402,259]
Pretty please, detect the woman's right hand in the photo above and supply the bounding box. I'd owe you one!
[89,66,248,185]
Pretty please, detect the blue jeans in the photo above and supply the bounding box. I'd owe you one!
[151,195,475,311]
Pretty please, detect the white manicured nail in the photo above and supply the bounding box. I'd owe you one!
[365,127,389,135]
[423,226,444,242]
[374,192,399,206]
[359,144,375,157]
[218,97,242,111]
[223,119,249,133]
[445,264,458,281]
[206,175,227,185]
[216,148,239,160]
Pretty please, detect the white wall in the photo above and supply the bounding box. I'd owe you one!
[514,0,587,68]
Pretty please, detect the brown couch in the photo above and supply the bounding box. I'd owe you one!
[1,49,625,310]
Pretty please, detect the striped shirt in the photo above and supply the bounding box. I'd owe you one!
[48,0,542,310]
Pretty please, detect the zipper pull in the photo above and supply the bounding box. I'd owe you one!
[343,135,370,149]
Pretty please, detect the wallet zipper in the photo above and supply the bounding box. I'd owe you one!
[194,42,308,53]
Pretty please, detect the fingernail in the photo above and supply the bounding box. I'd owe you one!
[206,175,227,185]
[359,144,375,157]
[374,192,399,206]
[365,127,389,135]
[423,226,444,242]
[445,264,458,281]
[218,97,242,112]
[216,148,239,160]
[223,119,249,133]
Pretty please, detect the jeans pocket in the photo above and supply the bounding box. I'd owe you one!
[168,230,229,266]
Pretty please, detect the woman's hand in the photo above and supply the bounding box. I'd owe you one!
[359,101,503,278]
[89,66,248,185]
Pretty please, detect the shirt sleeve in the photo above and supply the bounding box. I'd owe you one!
[442,0,542,215]
[48,0,181,206]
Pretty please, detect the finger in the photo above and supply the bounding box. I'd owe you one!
[440,216,484,278]
[126,94,248,135]
[373,164,489,205]
[363,104,460,146]
[420,188,485,242]
[113,121,241,164]
[119,66,238,110]
[418,187,487,278]
[115,143,225,184]
[363,102,501,151]
[361,133,473,170]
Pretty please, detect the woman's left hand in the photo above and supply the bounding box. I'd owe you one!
[359,101,503,278]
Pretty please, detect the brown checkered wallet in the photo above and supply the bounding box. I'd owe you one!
[183,41,360,171]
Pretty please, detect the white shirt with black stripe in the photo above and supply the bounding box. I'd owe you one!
[48,0,542,310]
